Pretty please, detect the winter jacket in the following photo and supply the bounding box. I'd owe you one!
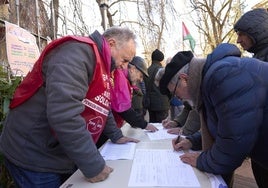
[196,43,268,174]
[181,109,200,135]
[131,84,144,112]
[147,62,170,111]
[0,32,123,178]
[234,8,268,61]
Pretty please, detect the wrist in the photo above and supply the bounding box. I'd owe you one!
[173,120,180,127]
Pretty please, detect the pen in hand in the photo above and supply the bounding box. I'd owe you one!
[175,135,180,144]
[173,135,181,151]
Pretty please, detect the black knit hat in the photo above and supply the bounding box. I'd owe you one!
[151,49,164,61]
[159,51,193,95]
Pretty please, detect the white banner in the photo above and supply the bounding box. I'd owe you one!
[5,21,40,76]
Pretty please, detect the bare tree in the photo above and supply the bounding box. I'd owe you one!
[98,0,179,61]
[49,0,59,39]
[3,0,181,59]
[134,0,178,61]
[188,0,245,55]
[66,0,89,35]
[136,1,166,50]
[6,0,56,49]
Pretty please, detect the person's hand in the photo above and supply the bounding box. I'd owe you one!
[162,117,169,126]
[86,165,113,183]
[115,136,140,144]
[167,127,182,135]
[180,152,200,167]
[162,119,177,129]
[172,137,192,151]
[145,123,159,132]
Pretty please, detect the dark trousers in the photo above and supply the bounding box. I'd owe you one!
[148,110,169,123]
[4,158,73,188]
[251,160,268,188]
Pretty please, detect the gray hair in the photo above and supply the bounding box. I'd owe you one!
[169,64,189,85]
[103,26,137,46]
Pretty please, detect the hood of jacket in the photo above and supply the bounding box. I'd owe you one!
[203,43,241,77]
[234,8,268,54]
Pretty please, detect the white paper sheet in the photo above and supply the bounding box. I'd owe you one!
[128,149,200,187]
[100,141,136,160]
[145,125,178,140]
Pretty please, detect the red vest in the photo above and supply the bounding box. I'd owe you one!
[9,36,111,143]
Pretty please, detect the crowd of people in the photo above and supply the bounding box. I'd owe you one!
[0,7,268,188]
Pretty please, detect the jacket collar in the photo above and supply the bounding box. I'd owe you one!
[203,43,241,77]
[187,60,205,111]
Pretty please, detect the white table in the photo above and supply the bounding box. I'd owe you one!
[60,124,213,188]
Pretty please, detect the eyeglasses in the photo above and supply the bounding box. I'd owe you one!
[172,78,180,98]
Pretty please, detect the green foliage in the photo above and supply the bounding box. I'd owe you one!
[0,76,21,122]
[0,162,14,188]
[0,66,21,188]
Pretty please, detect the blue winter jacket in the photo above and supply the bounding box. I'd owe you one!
[197,43,268,174]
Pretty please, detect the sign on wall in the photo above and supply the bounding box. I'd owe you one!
[5,21,40,76]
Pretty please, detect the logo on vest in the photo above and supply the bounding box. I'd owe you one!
[86,116,103,134]
[82,98,109,115]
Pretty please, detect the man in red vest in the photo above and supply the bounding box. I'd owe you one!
[96,56,158,148]
[0,26,139,187]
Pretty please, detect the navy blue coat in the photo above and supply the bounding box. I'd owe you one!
[197,43,268,174]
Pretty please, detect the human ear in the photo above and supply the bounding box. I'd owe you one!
[179,73,188,81]
[107,38,116,47]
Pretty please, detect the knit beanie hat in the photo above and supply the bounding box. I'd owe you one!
[151,49,164,61]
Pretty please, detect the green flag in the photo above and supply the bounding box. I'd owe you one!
[182,22,196,52]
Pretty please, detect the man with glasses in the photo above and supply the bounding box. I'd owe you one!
[156,53,200,137]
[157,44,268,187]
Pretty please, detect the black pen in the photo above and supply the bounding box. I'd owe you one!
[175,135,180,144]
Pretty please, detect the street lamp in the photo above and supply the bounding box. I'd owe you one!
[100,0,109,30]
